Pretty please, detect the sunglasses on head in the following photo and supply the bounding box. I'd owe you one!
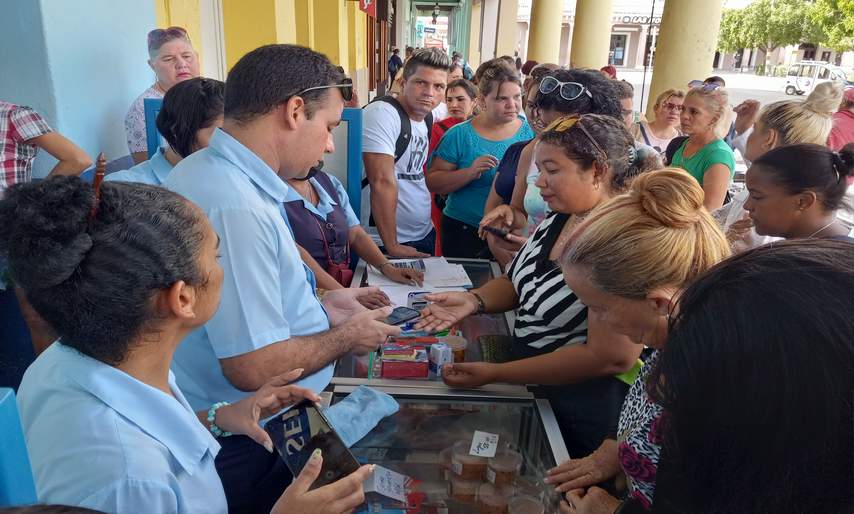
[147,26,189,50]
[688,80,722,93]
[543,115,607,161]
[539,76,593,102]
[297,77,354,102]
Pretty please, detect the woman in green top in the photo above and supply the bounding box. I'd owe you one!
[670,84,735,210]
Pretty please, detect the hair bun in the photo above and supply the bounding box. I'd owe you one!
[630,168,705,229]
[836,143,854,178]
[0,176,96,290]
[804,82,843,116]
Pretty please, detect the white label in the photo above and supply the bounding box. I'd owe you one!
[486,467,497,484]
[364,465,407,503]
[451,458,463,476]
[469,430,500,458]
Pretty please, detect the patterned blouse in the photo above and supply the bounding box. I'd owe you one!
[616,350,663,510]
[124,85,164,154]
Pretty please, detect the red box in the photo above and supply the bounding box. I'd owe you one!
[381,358,429,379]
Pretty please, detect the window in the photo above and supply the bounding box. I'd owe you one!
[787,65,800,76]
[817,67,830,80]
[609,34,628,66]
[821,51,832,62]
[799,65,815,78]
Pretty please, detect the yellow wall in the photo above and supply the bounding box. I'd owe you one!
[469,0,482,67]
[221,0,298,70]
[495,0,519,58]
[154,0,203,62]
[295,0,315,47]
[312,1,349,70]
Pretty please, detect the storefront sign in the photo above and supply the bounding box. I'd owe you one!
[360,0,376,18]
[424,27,436,33]
[614,15,662,25]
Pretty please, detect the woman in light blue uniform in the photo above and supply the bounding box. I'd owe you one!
[0,177,373,514]
[107,77,225,186]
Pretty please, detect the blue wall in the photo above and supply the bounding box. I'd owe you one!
[0,0,156,177]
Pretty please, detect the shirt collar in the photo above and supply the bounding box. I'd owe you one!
[208,128,291,203]
[283,177,338,218]
[150,148,174,185]
[55,343,220,475]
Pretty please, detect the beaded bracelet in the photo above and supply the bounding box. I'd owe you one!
[207,402,233,437]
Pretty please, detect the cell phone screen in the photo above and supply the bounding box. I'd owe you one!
[385,306,421,325]
[265,400,360,489]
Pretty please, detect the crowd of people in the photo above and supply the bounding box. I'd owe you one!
[1,26,854,514]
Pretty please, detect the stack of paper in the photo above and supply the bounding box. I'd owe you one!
[368,257,472,288]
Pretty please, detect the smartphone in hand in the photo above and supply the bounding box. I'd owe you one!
[384,306,421,325]
[482,225,510,238]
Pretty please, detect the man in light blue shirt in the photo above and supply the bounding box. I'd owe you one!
[105,147,174,185]
[166,44,399,513]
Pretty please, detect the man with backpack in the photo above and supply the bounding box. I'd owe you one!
[387,48,403,90]
[363,48,450,257]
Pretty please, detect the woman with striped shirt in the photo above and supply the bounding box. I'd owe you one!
[416,114,649,457]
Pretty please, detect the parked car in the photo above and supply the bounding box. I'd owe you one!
[784,61,850,95]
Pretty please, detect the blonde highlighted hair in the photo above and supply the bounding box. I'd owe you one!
[653,88,686,110]
[685,86,731,140]
[758,81,842,146]
[562,168,730,299]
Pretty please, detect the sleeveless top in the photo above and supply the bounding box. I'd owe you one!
[284,172,351,269]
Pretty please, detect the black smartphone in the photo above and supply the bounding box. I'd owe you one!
[482,225,510,238]
[385,306,421,325]
[265,400,361,490]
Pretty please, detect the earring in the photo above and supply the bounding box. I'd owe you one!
[593,180,600,190]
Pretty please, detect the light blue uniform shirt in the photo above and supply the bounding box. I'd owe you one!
[105,148,174,186]
[166,129,332,411]
[432,117,534,227]
[18,343,226,514]
[283,173,360,227]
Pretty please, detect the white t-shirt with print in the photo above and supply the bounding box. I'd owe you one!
[362,101,433,244]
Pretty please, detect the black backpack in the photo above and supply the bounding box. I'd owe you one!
[361,96,433,188]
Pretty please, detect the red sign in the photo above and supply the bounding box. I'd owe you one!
[360,0,376,17]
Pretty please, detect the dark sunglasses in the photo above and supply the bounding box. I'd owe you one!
[298,77,354,102]
[539,76,593,102]
[147,26,189,50]
[688,80,722,93]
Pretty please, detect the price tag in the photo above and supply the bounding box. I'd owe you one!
[469,430,499,458]
[365,465,407,503]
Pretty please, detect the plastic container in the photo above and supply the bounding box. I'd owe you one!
[487,449,523,488]
[451,440,488,480]
[450,477,480,503]
[477,483,510,514]
[508,495,545,514]
[443,335,468,362]
[512,477,543,500]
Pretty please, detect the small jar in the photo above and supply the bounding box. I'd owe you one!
[450,477,480,503]
[443,335,468,363]
[487,449,523,488]
[451,440,487,480]
[477,483,510,514]
[508,495,545,514]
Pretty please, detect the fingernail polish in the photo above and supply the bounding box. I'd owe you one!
[311,448,322,460]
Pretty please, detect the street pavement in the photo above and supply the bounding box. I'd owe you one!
[620,70,791,113]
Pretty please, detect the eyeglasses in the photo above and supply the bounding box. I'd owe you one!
[297,77,354,102]
[688,81,722,93]
[662,102,684,112]
[544,115,607,160]
[539,76,593,102]
[147,26,189,51]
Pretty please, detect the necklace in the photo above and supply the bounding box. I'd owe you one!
[806,219,839,239]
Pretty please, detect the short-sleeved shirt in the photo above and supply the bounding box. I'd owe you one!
[165,129,331,411]
[433,117,534,227]
[105,148,173,186]
[1,101,53,194]
[283,171,359,269]
[362,101,433,243]
[125,85,164,155]
[493,139,530,204]
[829,110,854,151]
[18,343,226,514]
[670,138,735,185]
[507,212,588,354]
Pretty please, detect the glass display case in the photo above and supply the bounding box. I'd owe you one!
[331,386,569,514]
[334,258,518,392]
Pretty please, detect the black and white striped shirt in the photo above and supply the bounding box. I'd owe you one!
[507,212,588,355]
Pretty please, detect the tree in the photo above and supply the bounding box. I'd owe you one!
[717,0,815,75]
[808,0,854,52]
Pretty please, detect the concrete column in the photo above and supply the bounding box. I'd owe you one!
[313,1,349,69]
[645,0,725,120]
[495,0,519,57]
[469,0,482,67]
[569,0,613,69]
[346,2,369,102]
[526,0,562,64]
